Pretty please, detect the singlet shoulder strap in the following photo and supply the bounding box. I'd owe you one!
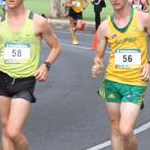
[1,11,34,22]
[28,11,34,20]
[1,14,5,22]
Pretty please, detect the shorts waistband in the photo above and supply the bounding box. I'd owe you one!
[0,71,35,85]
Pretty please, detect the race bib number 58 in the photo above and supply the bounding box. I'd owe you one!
[4,43,31,64]
[115,49,141,69]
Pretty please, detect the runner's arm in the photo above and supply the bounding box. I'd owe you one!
[142,0,149,13]
[140,12,150,80]
[92,20,108,78]
[34,15,61,81]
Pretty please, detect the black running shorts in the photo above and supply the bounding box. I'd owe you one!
[69,8,83,20]
[0,71,36,103]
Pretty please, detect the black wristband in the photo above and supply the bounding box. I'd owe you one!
[43,61,51,71]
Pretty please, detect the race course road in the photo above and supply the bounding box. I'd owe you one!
[0,28,150,150]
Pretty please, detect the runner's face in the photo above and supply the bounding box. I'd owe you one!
[109,0,128,10]
[6,0,24,9]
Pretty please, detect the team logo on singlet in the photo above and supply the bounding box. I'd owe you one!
[108,94,116,98]
[110,34,117,39]
[132,27,141,33]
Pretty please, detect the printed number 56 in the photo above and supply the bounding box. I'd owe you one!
[123,55,132,62]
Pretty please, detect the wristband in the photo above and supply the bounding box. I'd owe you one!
[43,61,51,71]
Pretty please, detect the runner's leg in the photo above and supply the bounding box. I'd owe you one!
[4,98,31,150]
[0,96,15,150]
[120,102,140,150]
[69,17,78,44]
[106,102,124,150]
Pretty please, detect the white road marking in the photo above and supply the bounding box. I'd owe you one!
[86,121,150,150]
[62,43,92,50]
[134,121,150,134]
[61,43,110,54]
[55,30,94,37]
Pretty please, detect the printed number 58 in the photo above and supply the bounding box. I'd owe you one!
[12,49,21,57]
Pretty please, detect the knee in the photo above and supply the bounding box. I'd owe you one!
[69,25,73,29]
[1,121,21,143]
[69,25,74,32]
[110,119,121,137]
[110,117,133,139]
[76,23,82,29]
[119,125,133,139]
[4,127,21,143]
[112,126,120,137]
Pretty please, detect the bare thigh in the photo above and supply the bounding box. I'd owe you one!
[120,102,140,132]
[0,96,11,127]
[106,102,121,124]
[6,98,31,134]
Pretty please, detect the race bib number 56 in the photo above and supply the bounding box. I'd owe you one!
[115,49,141,69]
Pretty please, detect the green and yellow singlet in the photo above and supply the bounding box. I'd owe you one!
[0,11,41,78]
[105,9,149,86]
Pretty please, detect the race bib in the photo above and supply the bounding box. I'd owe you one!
[132,4,142,11]
[4,43,31,64]
[72,1,81,7]
[115,49,141,69]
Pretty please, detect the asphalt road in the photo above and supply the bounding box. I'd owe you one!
[0,28,150,150]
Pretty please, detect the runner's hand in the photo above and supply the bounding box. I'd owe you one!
[92,56,104,78]
[141,63,150,81]
[34,64,49,82]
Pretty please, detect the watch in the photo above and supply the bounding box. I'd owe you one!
[43,61,51,71]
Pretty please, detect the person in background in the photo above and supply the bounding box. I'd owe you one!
[129,0,149,12]
[0,0,61,150]
[0,0,7,14]
[91,0,106,31]
[92,0,150,150]
[91,0,106,51]
[66,0,89,45]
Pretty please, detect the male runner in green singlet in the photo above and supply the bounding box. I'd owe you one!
[0,0,61,150]
[92,0,150,150]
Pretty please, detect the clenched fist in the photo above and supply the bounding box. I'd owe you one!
[92,56,104,78]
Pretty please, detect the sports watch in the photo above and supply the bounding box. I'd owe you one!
[43,61,51,71]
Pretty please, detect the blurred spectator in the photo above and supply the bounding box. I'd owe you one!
[0,0,8,14]
[91,0,106,31]
[66,0,89,45]
[129,0,149,12]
